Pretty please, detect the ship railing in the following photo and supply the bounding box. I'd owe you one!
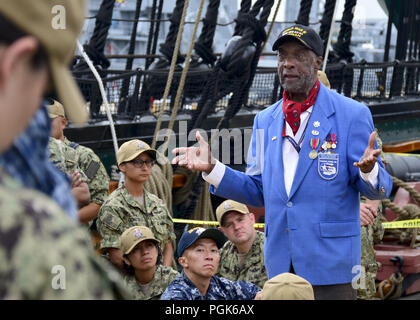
[326,60,420,101]
[72,60,420,123]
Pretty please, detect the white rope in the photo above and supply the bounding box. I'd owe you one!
[76,40,119,164]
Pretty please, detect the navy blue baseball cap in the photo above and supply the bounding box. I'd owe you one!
[272,24,324,57]
[177,227,226,257]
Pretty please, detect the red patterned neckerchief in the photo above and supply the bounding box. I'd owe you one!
[282,79,320,135]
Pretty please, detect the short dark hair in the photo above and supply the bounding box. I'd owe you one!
[0,13,49,70]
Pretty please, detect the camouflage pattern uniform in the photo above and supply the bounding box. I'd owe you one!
[357,131,386,300]
[47,137,87,182]
[125,265,179,300]
[63,137,109,208]
[217,230,267,288]
[357,211,384,300]
[97,185,176,254]
[0,168,130,299]
[160,271,260,300]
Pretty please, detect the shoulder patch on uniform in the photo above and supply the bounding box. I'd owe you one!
[85,161,100,180]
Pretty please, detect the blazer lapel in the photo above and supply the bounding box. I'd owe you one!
[267,102,288,202]
[288,85,334,199]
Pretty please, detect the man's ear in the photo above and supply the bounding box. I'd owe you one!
[0,36,40,88]
[61,117,68,128]
[178,256,188,268]
[249,213,256,224]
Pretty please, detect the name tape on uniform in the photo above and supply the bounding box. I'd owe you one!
[173,218,420,230]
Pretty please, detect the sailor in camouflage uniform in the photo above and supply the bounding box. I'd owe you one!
[0,169,130,299]
[48,137,91,209]
[120,226,179,300]
[161,227,260,300]
[97,140,175,271]
[48,137,88,182]
[357,132,386,300]
[0,0,129,299]
[48,99,110,225]
[216,200,267,288]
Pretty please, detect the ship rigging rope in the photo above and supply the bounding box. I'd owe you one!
[151,0,190,149]
[296,0,313,26]
[391,176,420,205]
[150,0,213,227]
[261,0,282,53]
[194,0,221,65]
[177,0,275,226]
[381,175,420,248]
[76,40,119,163]
[322,0,338,72]
[165,0,207,150]
[333,0,356,62]
[156,0,207,156]
[159,0,187,63]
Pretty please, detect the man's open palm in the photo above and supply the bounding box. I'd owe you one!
[353,131,381,173]
[172,131,215,174]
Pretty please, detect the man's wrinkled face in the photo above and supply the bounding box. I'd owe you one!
[277,39,321,97]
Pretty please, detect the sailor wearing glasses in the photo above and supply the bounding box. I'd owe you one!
[97,139,176,272]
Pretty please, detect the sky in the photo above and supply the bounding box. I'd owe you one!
[240,0,388,22]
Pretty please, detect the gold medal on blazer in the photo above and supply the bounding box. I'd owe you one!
[309,138,319,159]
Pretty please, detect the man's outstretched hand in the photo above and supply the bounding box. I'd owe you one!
[172,131,216,174]
[353,131,381,173]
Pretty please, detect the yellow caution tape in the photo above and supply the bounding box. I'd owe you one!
[172,218,265,229]
[173,218,420,230]
[381,219,420,229]
[172,218,218,226]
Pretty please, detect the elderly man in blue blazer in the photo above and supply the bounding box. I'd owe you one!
[172,24,392,300]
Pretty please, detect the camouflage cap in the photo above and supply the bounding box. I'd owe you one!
[262,273,314,300]
[216,199,249,225]
[0,0,88,124]
[47,99,65,119]
[120,226,159,255]
[117,139,157,166]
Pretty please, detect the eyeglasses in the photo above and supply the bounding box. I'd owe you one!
[130,159,156,168]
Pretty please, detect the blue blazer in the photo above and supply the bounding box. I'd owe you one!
[210,83,392,285]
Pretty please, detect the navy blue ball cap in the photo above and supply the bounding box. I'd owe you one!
[272,24,324,57]
[177,227,226,257]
